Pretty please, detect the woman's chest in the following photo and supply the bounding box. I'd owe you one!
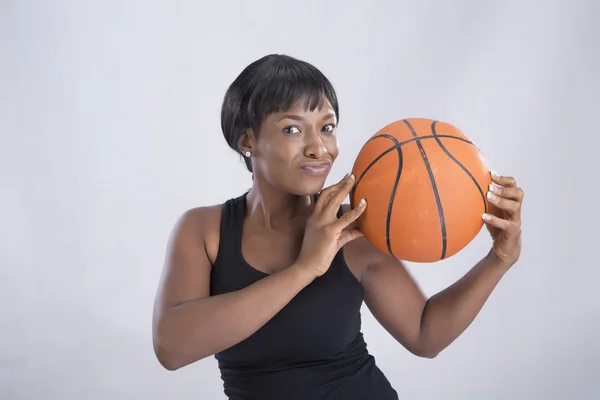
[241,227,303,274]
[240,226,365,281]
[217,258,365,362]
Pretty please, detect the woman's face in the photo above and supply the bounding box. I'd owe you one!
[245,96,339,196]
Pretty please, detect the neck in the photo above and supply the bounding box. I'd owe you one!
[245,178,314,229]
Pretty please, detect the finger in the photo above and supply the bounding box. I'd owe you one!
[332,198,366,231]
[489,184,524,202]
[323,174,356,214]
[486,190,521,215]
[318,174,348,199]
[482,213,521,235]
[491,171,517,188]
[339,227,365,247]
[315,174,350,213]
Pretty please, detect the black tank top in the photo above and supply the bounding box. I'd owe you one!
[210,193,399,400]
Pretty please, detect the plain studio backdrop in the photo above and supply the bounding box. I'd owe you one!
[1,1,598,399]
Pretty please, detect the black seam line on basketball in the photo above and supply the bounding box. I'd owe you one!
[352,134,399,198]
[350,134,402,258]
[354,134,474,192]
[402,119,448,261]
[370,133,474,146]
[386,143,403,258]
[431,121,488,214]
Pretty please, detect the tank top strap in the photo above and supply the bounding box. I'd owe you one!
[232,191,248,246]
[216,192,247,261]
[217,191,342,263]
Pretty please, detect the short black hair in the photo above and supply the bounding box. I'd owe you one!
[221,54,339,172]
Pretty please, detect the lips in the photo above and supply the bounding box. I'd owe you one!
[299,161,332,176]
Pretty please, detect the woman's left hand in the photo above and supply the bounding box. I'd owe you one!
[482,171,524,267]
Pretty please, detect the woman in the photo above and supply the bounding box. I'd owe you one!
[152,54,524,399]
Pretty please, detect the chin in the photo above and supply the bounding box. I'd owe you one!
[287,175,328,196]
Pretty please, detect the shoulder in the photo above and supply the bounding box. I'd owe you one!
[168,201,227,265]
[173,204,222,235]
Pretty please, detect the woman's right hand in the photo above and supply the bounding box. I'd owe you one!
[294,173,367,279]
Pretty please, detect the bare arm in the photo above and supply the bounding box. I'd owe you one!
[353,237,510,358]
[153,175,365,370]
[412,250,509,357]
[359,172,523,358]
[152,209,315,371]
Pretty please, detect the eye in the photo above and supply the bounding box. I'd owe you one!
[322,124,336,133]
[283,126,301,135]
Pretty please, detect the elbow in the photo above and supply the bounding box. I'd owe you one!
[159,359,180,371]
[408,339,441,359]
[153,332,197,371]
[415,349,439,359]
[153,320,188,371]
[153,336,209,371]
[154,342,184,371]
[408,345,439,359]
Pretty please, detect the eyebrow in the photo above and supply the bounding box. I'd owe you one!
[278,113,337,122]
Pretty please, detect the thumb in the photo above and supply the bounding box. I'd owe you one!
[338,227,364,247]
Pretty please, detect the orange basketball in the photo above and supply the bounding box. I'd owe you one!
[350,118,492,263]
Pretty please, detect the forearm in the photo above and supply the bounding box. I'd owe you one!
[155,264,314,370]
[417,251,512,357]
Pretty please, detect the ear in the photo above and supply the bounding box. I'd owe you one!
[238,128,256,155]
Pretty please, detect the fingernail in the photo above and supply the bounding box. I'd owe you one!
[487,191,496,201]
[489,183,497,193]
[491,170,499,178]
[349,174,355,181]
[359,198,366,206]
[482,213,491,221]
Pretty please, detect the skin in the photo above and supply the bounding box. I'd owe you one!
[152,96,524,370]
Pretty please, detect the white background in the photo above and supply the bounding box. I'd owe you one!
[1,1,598,399]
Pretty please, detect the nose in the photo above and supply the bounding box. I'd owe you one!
[304,131,327,159]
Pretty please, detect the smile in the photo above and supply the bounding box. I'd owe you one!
[299,161,331,176]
